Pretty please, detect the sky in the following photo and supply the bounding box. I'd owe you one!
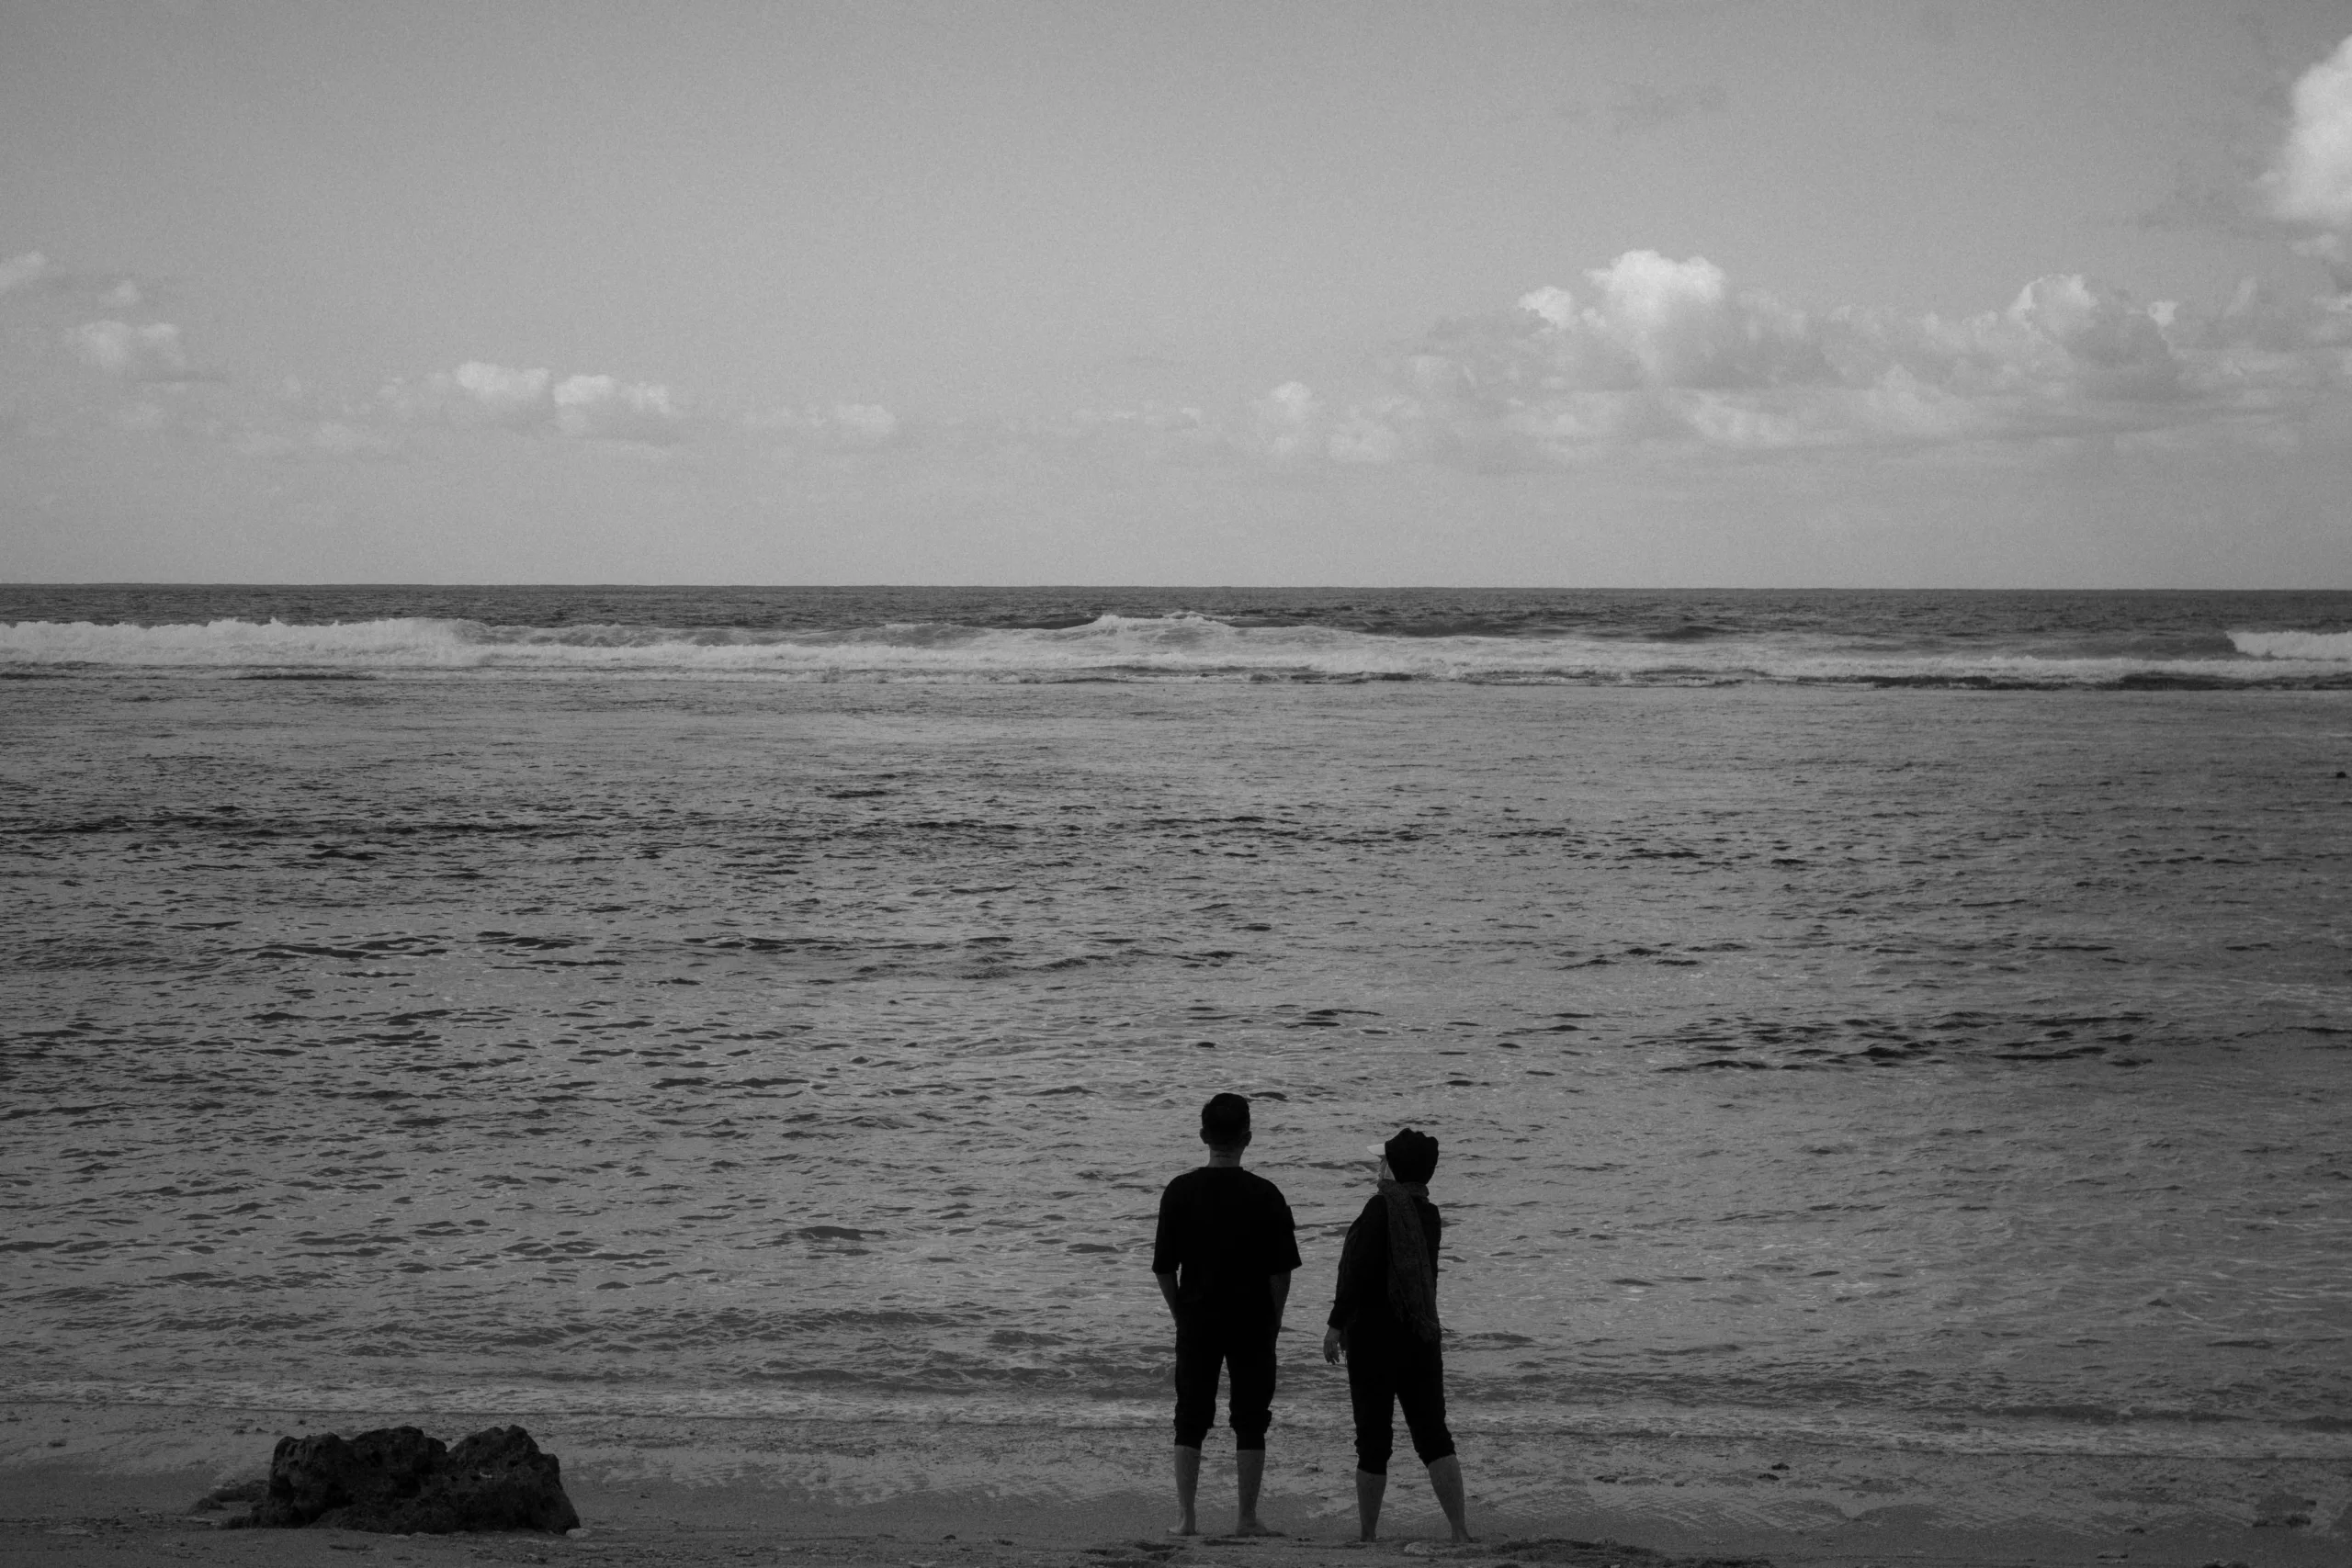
[3,0,2350,587]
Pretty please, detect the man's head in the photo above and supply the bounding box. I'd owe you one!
[1200,1092,1252,1151]
[1383,1127,1439,1184]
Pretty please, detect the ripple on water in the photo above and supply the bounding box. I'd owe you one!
[2,679,2347,1448]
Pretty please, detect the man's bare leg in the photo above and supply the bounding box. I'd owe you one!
[1353,1469,1385,1541]
[1426,1454,1472,1543]
[1232,1449,1273,1536]
[1170,1445,1201,1536]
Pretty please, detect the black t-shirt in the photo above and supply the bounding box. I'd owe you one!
[1152,1165,1303,1315]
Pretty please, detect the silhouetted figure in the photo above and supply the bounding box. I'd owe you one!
[1322,1127,1471,1543]
[1152,1092,1301,1537]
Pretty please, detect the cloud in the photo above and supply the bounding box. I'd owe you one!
[1894,273,2184,402]
[1067,249,2349,477]
[13,230,2344,501]
[377,360,546,428]
[1396,252,1836,436]
[740,401,902,450]
[451,360,550,415]
[0,252,50,294]
[552,373,684,443]
[1251,381,1322,459]
[380,360,684,443]
[2267,33,2352,287]
[1576,251,1827,388]
[0,254,153,309]
[828,402,898,445]
[70,319,189,379]
[1347,248,2352,465]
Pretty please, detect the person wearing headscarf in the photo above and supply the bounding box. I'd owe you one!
[1321,1127,1470,1543]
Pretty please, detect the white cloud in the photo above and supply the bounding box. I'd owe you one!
[379,360,550,428]
[450,360,551,415]
[0,252,50,294]
[552,373,684,443]
[1588,251,1726,381]
[70,319,188,378]
[1379,253,2345,461]
[737,400,903,451]
[1499,252,1832,393]
[379,360,684,444]
[1251,380,1322,458]
[2267,34,2352,287]
[1903,273,2184,401]
[1518,285,1577,331]
[1241,384,1408,466]
[2268,35,2352,230]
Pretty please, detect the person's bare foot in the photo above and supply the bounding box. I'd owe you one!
[1230,1517,1277,1537]
[1169,1519,1198,1537]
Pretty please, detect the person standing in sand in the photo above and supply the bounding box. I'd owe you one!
[1322,1127,1472,1544]
[1152,1092,1303,1538]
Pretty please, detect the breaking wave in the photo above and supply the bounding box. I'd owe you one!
[7,613,2352,687]
[2229,627,2352,662]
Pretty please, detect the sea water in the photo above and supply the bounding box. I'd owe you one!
[2,588,2347,1466]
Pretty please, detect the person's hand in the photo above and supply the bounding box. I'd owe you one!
[1322,1326,1344,1365]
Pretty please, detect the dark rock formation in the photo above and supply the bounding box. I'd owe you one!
[189,1476,267,1513]
[235,1426,444,1529]
[229,1424,579,1534]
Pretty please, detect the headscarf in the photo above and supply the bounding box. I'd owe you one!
[1378,1177,1441,1343]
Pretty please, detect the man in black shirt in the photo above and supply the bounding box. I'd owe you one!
[1152,1092,1302,1537]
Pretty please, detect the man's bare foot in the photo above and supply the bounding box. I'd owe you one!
[1230,1517,1277,1537]
[1169,1517,1198,1537]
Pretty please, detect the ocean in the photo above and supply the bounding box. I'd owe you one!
[4,586,2351,685]
[3,586,2348,1477]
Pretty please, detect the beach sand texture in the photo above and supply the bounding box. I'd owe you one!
[4,1397,2347,1568]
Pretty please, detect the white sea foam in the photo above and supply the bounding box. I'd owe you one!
[9,614,2351,685]
[2229,627,2352,661]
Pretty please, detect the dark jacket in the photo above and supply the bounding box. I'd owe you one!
[1326,1190,1442,1339]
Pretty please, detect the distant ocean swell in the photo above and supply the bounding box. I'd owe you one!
[6,615,2352,685]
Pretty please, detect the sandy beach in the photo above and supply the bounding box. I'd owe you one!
[5,1398,2344,1568]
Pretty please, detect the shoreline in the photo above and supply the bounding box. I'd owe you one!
[4,1400,2343,1568]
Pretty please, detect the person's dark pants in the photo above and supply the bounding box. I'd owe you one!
[1172,1309,1277,1450]
[1344,1325,1454,1474]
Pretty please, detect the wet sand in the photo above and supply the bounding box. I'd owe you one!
[4,1400,2343,1568]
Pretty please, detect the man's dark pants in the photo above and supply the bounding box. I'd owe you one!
[1172,1306,1276,1450]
